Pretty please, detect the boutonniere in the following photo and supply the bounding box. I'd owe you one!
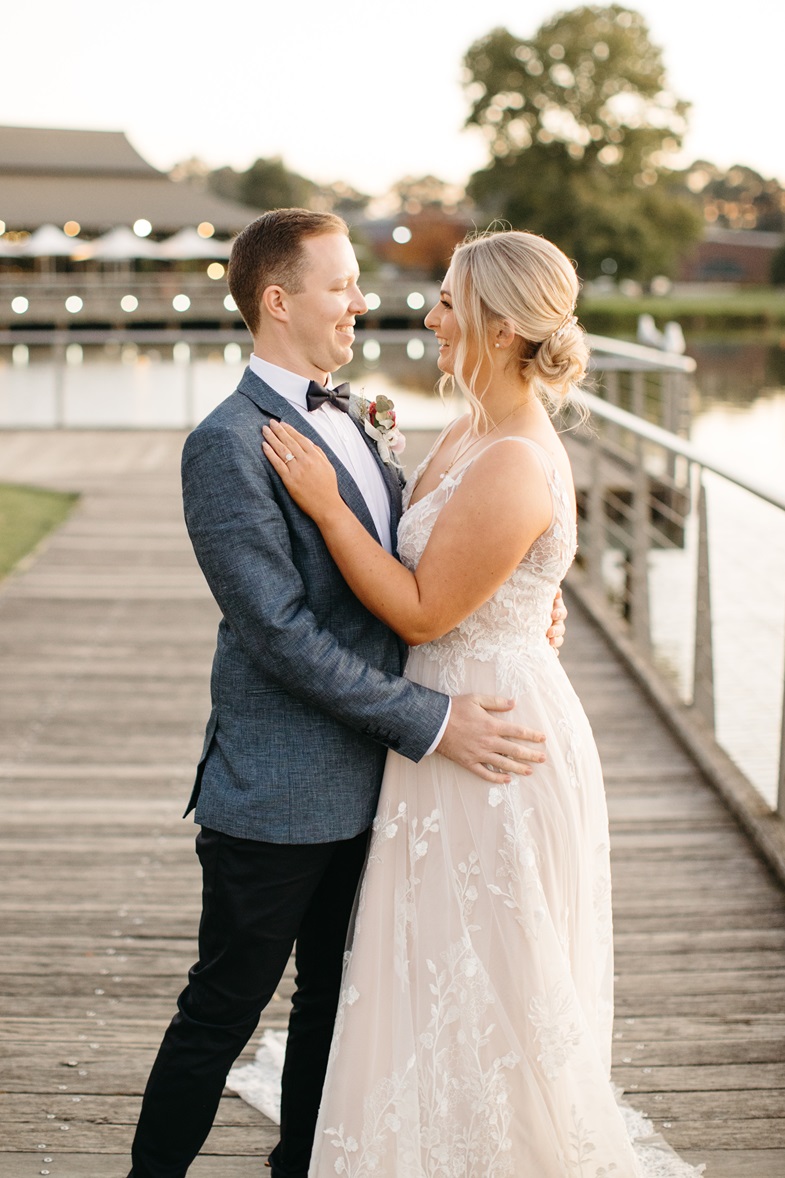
[351,393,406,468]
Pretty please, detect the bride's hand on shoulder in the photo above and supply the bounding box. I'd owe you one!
[262,420,340,522]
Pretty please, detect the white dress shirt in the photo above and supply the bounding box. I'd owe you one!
[250,354,392,553]
[249,352,450,755]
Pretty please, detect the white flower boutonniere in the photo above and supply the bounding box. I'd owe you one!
[350,393,406,468]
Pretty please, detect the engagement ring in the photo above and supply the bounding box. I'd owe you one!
[284,452,295,464]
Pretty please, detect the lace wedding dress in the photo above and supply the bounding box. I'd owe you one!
[302,437,704,1177]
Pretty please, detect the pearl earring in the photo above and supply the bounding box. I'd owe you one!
[494,343,500,349]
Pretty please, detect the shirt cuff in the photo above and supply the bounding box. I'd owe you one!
[424,698,451,756]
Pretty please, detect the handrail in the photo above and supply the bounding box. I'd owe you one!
[586,332,697,374]
[581,389,785,512]
[566,385,785,828]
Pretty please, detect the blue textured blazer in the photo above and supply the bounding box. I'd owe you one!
[181,367,449,844]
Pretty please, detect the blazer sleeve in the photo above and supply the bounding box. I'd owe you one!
[182,418,449,762]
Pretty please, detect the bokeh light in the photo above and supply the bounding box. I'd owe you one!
[121,294,139,313]
[363,340,381,362]
[173,341,191,363]
[224,342,242,364]
[11,296,29,314]
[65,295,83,313]
[406,292,425,310]
[197,222,215,239]
[66,343,83,365]
[0,220,6,236]
[12,344,29,366]
[172,294,191,312]
[364,292,381,310]
[63,221,81,237]
[224,294,238,312]
[392,226,412,244]
[133,219,153,237]
[207,262,225,280]
[407,338,425,360]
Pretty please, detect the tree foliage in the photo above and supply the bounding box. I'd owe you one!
[464,5,703,280]
[205,159,370,219]
[671,161,785,232]
[208,157,316,211]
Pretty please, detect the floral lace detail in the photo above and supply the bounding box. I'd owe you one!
[303,434,706,1178]
[399,438,576,696]
[324,934,518,1177]
[487,784,546,940]
[528,983,583,1080]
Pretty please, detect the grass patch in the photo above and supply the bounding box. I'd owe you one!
[580,287,785,335]
[0,483,79,579]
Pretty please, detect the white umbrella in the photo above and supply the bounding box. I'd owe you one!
[158,228,231,260]
[82,226,162,260]
[0,236,24,257]
[21,224,87,257]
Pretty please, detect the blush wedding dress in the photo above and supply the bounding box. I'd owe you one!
[304,437,704,1177]
[228,435,704,1176]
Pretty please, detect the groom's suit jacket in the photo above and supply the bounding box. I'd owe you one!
[181,367,449,844]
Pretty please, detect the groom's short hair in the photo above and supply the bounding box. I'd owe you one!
[228,209,349,334]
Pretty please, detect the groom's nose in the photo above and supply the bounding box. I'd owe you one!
[349,284,368,315]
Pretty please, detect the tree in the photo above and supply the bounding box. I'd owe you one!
[208,157,317,211]
[205,160,371,219]
[463,5,703,281]
[671,161,785,232]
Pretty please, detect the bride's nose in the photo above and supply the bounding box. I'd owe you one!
[424,304,439,330]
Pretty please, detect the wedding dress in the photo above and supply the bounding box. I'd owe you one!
[228,436,704,1176]
[301,436,704,1178]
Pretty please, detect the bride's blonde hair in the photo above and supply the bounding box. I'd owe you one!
[443,229,589,430]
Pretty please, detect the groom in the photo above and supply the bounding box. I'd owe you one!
[128,209,559,1178]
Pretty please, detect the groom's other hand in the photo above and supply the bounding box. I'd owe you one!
[547,587,567,653]
[437,696,546,784]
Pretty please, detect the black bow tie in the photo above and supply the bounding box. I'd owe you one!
[306,381,351,414]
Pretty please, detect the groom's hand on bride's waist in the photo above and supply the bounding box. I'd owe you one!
[436,695,546,784]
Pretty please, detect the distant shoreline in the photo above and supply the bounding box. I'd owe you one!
[580,288,785,335]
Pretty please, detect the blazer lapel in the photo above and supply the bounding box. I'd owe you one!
[351,415,405,546]
[237,368,382,544]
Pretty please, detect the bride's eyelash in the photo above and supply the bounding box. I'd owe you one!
[440,298,452,309]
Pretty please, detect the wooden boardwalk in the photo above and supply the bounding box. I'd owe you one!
[1,430,784,1177]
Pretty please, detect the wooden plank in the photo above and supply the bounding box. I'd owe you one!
[2,430,785,1169]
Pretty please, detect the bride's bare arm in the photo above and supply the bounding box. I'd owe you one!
[263,420,553,647]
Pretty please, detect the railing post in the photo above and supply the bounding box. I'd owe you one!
[586,427,605,595]
[184,350,196,429]
[53,337,66,429]
[778,626,785,818]
[692,471,715,731]
[631,370,645,421]
[629,434,651,652]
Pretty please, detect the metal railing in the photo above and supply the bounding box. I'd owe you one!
[565,388,785,818]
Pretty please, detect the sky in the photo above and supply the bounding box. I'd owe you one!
[3,0,783,193]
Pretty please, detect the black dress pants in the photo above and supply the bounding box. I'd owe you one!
[129,825,369,1178]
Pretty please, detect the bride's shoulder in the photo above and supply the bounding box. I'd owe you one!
[457,437,553,514]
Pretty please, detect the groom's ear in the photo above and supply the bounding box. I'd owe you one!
[261,284,289,323]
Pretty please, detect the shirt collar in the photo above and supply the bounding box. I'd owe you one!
[249,353,331,411]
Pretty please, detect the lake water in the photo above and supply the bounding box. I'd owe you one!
[1,333,784,804]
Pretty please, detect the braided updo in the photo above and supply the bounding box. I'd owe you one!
[447,229,589,423]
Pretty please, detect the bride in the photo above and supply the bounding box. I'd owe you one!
[263,230,703,1177]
